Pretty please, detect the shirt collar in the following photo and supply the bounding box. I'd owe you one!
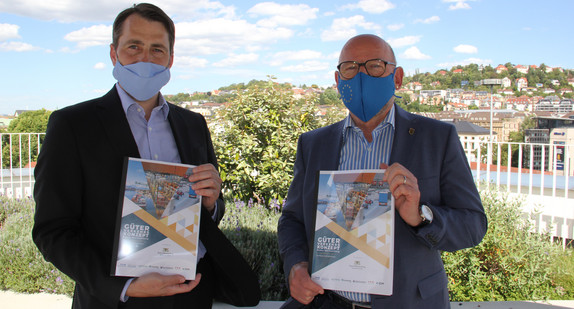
[116,83,170,120]
[342,103,396,137]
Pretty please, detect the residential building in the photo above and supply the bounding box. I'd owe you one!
[446,119,491,162]
[419,90,446,105]
[495,65,508,74]
[535,99,574,114]
[516,77,528,91]
[515,64,529,74]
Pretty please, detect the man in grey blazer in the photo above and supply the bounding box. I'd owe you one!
[278,34,487,309]
[32,3,259,309]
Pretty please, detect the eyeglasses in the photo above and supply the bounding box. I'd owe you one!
[337,59,396,79]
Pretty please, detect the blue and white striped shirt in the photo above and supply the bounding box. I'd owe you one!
[335,105,395,302]
[339,105,395,170]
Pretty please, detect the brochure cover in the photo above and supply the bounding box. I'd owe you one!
[111,157,201,280]
[310,170,394,295]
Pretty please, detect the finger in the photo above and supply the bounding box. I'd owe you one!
[164,273,202,296]
[193,163,217,173]
[192,177,221,190]
[190,164,218,179]
[190,171,222,187]
[159,273,188,286]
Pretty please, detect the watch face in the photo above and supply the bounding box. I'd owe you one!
[421,205,433,222]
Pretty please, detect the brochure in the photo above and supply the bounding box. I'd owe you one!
[310,169,394,295]
[111,157,201,280]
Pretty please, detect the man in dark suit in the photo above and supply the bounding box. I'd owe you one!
[32,3,259,309]
[278,34,487,309]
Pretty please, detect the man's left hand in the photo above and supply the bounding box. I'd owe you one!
[381,163,422,227]
[188,163,222,213]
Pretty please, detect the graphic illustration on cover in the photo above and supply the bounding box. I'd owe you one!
[112,158,201,280]
[311,170,394,295]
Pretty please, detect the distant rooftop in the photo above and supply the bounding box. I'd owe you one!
[443,120,490,135]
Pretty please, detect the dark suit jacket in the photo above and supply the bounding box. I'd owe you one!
[32,87,227,308]
[277,105,488,309]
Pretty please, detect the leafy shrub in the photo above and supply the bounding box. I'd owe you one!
[211,80,345,206]
[219,198,288,301]
[442,189,573,301]
[0,197,74,295]
[1,194,572,302]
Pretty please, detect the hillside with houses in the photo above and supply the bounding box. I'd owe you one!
[399,63,573,113]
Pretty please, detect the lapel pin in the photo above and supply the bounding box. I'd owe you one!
[409,128,415,135]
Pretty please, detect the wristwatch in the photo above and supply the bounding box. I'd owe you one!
[419,204,433,225]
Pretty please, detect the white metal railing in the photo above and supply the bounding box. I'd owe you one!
[459,138,573,198]
[0,133,44,198]
[460,137,574,248]
[0,133,572,246]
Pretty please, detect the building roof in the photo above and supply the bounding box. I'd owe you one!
[444,120,490,135]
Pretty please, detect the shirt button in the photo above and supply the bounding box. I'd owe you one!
[137,108,142,113]
[154,154,159,159]
[148,127,152,132]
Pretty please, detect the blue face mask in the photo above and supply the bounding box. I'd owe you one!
[337,70,396,123]
[112,61,170,101]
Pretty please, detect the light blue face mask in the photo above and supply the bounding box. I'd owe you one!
[112,61,171,101]
[337,70,396,123]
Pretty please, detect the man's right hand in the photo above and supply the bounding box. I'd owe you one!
[289,262,324,304]
[126,272,201,297]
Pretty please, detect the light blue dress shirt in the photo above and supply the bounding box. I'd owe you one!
[335,105,395,303]
[116,84,212,301]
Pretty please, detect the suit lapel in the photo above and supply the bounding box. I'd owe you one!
[167,106,196,164]
[390,105,417,167]
[321,120,345,170]
[96,87,140,159]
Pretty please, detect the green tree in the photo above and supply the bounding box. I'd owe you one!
[318,88,343,107]
[2,109,51,168]
[211,80,342,206]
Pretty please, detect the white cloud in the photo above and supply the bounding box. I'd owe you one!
[176,18,293,56]
[342,0,396,14]
[387,23,404,31]
[443,0,473,10]
[94,62,106,70]
[0,0,235,23]
[174,56,209,69]
[212,53,259,67]
[321,15,381,42]
[414,16,440,24]
[281,60,330,72]
[437,58,492,68]
[453,44,478,54]
[0,24,21,41]
[248,3,318,27]
[401,46,431,60]
[64,25,111,49]
[269,50,322,66]
[0,41,41,52]
[388,35,421,48]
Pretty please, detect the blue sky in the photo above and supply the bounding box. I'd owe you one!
[1,0,573,115]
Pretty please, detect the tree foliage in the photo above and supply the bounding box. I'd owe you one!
[2,109,51,168]
[7,109,51,133]
[211,79,345,206]
[318,87,343,107]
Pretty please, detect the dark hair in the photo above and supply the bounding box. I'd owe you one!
[112,3,175,55]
